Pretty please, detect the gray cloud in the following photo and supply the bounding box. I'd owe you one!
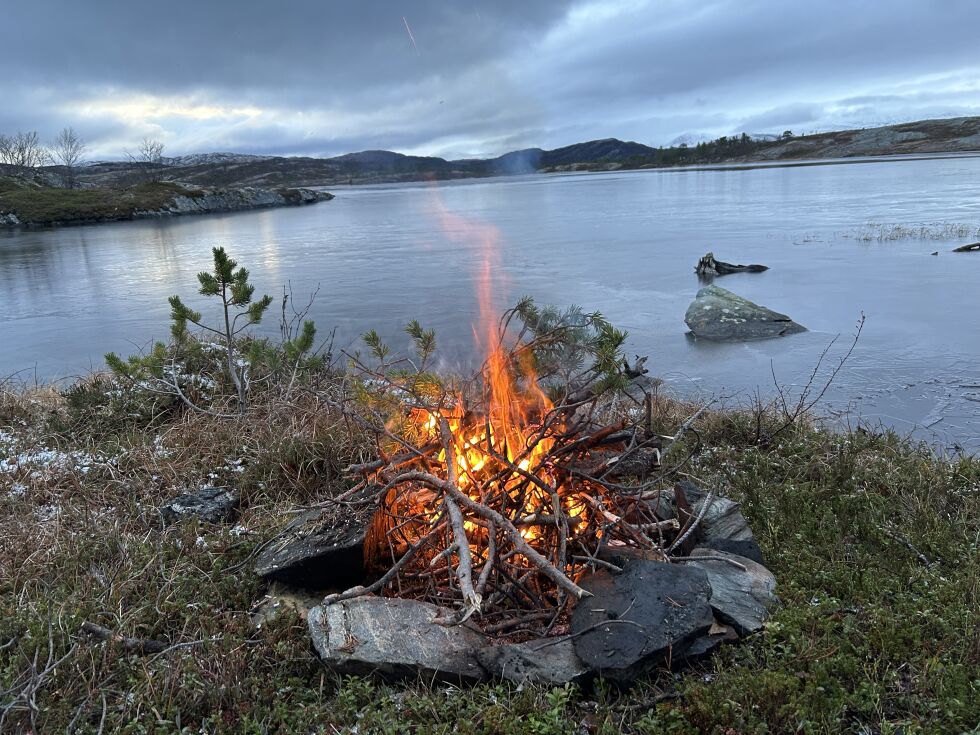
[2,0,980,159]
[739,104,824,132]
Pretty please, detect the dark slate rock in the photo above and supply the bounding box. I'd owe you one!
[642,489,677,522]
[597,544,666,568]
[700,538,766,567]
[476,638,591,686]
[688,548,777,635]
[684,285,805,341]
[160,486,238,525]
[571,559,714,682]
[680,619,740,661]
[308,597,487,682]
[255,505,373,589]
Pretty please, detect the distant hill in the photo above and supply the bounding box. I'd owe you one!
[163,152,274,166]
[64,115,980,189]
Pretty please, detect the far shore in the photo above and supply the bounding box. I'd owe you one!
[0,178,333,230]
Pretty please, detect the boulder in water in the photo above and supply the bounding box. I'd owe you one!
[684,285,805,341]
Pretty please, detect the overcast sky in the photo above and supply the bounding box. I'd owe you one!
[3,0,980,160]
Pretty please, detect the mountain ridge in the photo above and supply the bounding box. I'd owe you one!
[65,115,980,189]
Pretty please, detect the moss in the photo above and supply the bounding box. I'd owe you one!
[0,379,977,734]
[0,178,200,225]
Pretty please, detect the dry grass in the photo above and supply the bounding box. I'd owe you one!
[843,221,980,243]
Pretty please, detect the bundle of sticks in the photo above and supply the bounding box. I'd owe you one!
[326,371,696,638]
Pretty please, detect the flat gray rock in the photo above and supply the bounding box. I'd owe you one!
[255,505,372,589]
[476,638,591,686]
[308,597,487,682]
[160,486,238,525]
[688,548,777,635]
[571,559,714,682]
[685,284,805,341]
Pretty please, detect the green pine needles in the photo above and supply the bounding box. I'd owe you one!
[510,296,630,396]
[168,247,272,411]
[106,247,321,416]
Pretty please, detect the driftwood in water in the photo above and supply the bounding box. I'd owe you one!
[695,252,769,278]
[952,242,980,253]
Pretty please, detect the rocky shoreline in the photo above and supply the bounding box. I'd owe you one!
[0,181,333,229]
[146,186,333,220]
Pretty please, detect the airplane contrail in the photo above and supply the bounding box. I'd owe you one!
[402,16,420,56]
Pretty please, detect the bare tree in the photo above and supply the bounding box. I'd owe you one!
[126,137,166,182]
[0,131,48,168]
[51,127,87,188]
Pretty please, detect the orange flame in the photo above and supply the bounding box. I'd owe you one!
[411,191,561,538]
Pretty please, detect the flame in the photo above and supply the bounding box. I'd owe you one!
[365,192,660,618]
[403,192,562,542]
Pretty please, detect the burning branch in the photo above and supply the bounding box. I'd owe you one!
[439,418,482,618]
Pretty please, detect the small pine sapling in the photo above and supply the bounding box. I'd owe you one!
[168,246,273,412]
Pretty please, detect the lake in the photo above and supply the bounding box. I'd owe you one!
[2,157,979,451]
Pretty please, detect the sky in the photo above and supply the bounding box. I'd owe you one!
[3,0,980,160]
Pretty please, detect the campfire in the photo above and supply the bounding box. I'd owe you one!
[254,205,776,684]
[326,297,680,638]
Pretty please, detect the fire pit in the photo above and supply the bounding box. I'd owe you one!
[255,299,777,685]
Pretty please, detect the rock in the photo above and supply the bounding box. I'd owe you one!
[254,504,373,589]
[570,559,714,682]
[699,537,766,566]
[308,597,487,682]
[160,486,238,525]
[0,212,21,227]
[684,285,805,341]
[161,186,330,216]
[476,638,591,686]
[643,489,678,522]
[952,242,980,252]
[695,252,769,278]
[680,619,740,660]
[250,582,323,628]
[662,481,761,558]
[688,548,778,635]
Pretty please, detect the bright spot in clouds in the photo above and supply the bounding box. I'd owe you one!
[71,94,264,123]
